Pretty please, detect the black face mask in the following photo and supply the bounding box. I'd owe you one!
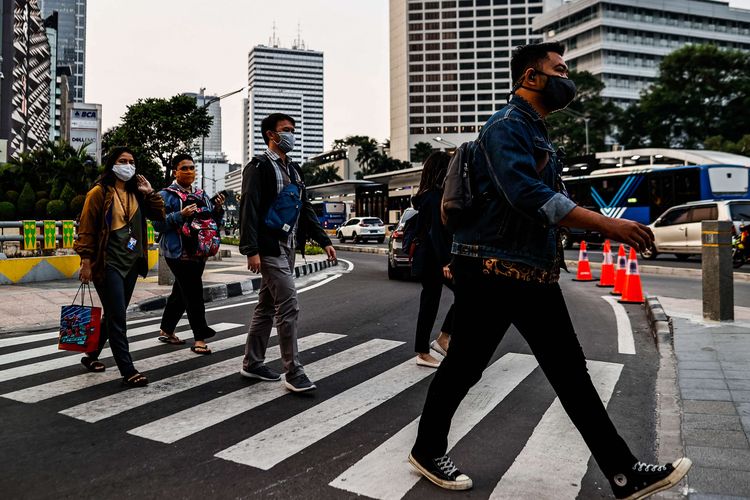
[522,71,577,113]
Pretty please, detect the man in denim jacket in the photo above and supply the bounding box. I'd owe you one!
[408,42,691,500]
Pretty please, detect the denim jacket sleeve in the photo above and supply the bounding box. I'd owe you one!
[151,190,183,233]
[482,118,576,226]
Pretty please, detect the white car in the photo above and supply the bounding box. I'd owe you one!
[336,217,386,243]
[642,199,750,260]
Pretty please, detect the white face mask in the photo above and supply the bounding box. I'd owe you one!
[112,164,135,182]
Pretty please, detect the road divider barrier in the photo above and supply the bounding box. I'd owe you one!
[611,244,628,296]
[572,240,595,282]
[597,240,615,288]
[618,247,645,304]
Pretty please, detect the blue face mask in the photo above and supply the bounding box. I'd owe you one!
[274,131,295,153]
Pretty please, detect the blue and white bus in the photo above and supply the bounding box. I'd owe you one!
[310,201,347,232]
[563,164,750,225]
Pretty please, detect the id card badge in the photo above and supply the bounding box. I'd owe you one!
[127,237,137,252]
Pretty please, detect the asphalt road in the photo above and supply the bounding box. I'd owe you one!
[1,251,666,499]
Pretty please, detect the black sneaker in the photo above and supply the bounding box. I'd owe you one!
[284,373,317,393]
[240,365,281,381]
[612,458,692,500]
[408,451,472,491]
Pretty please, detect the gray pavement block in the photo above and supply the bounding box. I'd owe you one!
[682,388,733,401]
[731,390,750,403]
[681,369,730,379]
[679,361,724,371]
[721,362,750,372]
[686,466,750,498]
[683,429,750,449]
[743,417,750,436]
[738,403,750,417]
[728,380,750,391]
[688,494,750,500]
[677,352,722,362]
[725,370,750,380]
[685,446,750,472]
[683,400,739,416]
[683,414,744,432]
[681,378,730,390]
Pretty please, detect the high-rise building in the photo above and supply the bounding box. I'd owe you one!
[184,90,230,196]
[0,0,51,158]
[533,0,750,105]
[245,44,324,165]
[389,0,545,161]
[242,97,249,166]
[39,0,85,102]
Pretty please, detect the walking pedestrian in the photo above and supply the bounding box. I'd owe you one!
[75,146,165,388]
[153,154,224,354]
[238,113,336,393]
[408,42,691,499]
[411,151,454,368]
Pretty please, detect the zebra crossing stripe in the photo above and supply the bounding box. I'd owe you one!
[0,320,190,367]
[1,329,267,403]
[215,357,438,470]
[128,338,404,444]
[59,333,344,423]
[602,296,636,355]
[488,360,623,500]
[0,322,242,384]
[328,352,539,499]
[0,330,61,349]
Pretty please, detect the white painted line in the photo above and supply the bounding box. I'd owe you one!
[0,322,242,383]
[337,258,354,272]
[488,360,623,500]
[215,357,437,470]
[129,338,403,443]
[0,320,190,367]
[0,330,60,349]
[329,353,539,499]
[602,296,636,355]
[59,333,343,423]
[1,329,270,403]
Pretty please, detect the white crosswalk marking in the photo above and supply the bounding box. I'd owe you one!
[489,360,623,499]
[2,332,255,403]
[215,357,437,470]
[0,322,242,383]
[0,320,190,367]
[59,333,343,423]
[329,352,539,499]
[0,330,60,349]
[128,338,404,443]
[602,296,636,355]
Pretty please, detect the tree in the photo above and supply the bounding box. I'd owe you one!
[704,135,750,156]
[103,94,213,187]
[17,182,36,218]
[330,135,413,179]
[545,71,621,157]
[618,44,750,149]
[300,162,342,186]
[412,141,435,163]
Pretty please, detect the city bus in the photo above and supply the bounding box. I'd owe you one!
[560,164,750,246]
[310,201,347,232]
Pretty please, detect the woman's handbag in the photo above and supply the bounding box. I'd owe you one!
[58,284,102,352]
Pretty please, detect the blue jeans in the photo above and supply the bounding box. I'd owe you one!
[89,265,139,378]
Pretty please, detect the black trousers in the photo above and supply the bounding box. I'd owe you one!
[415,264,455,354]
[412,256,637,479]
[159,258,213,341]
[89,265,139,378]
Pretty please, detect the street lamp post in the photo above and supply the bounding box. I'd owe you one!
[198,86,244,191]
[432,136,457,149]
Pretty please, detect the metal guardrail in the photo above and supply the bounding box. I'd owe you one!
[0,221,78,243]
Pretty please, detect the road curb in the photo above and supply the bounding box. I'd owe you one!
[644,296,687,498]
[132,259,339,312]
[334,244,388,255]
[565,259,750,282]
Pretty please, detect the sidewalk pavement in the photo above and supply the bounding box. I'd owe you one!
[654,296,750,499]
[0,245,335,335]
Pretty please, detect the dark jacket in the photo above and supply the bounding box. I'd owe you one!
[239,154,332,257]
[411,190,452,277]
[452,96,576,270]
[74,184,165,285]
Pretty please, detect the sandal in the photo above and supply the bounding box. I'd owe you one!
[190,345,212,355]
[123,373,148,388]
[157,333,186,345]
[81,357,105,373]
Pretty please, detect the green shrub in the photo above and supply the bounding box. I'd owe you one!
[220,236,240,246]
[35,199,49,219]
[49,182,61,200]
[6,190,19,203]
[303,243,325,255]
[17,182,36,217]
[0,201,15,221]
[46,200,66,219]
[35,191,49,201]
[69,194,86,217]
[59,183,76,210]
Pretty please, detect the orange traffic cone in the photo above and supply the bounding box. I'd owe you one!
[611,244,627,296]
[597,240,615,288]
[573,241,595,281]
[619,247,645,304]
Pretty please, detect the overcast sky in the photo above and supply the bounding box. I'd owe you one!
[87,0,391,165]
[87,0,750,165]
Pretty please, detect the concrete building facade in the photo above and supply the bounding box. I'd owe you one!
[39,0,85,102]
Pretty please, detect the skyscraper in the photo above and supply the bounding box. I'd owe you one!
[533,0,750,106]
[245,43,324,165]
[389,0,545,161]
[183,90,230,196]
[39,0,85,102]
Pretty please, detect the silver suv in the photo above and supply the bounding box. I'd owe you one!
[642,199,750,260]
